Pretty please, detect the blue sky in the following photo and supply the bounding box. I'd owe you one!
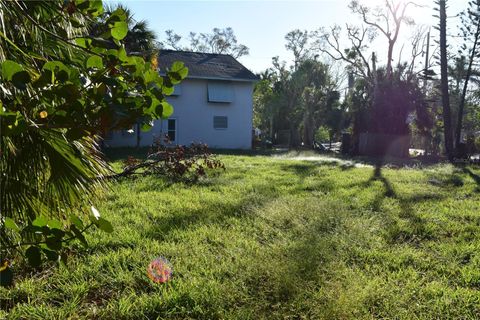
[115,0,465,73]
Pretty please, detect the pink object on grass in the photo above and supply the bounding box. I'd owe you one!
[147,257,172,283]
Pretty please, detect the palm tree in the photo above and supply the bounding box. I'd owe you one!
[0,1,109,259]
[91,4,159,58]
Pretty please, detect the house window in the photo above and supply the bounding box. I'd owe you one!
[207,81,233,103]
[213,116,228,129]
[167,119,176,142]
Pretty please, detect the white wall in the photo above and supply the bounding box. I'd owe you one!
[105,78,253,149]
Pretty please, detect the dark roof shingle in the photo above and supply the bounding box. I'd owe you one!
[158,50,258,82]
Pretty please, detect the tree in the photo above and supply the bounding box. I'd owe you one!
[90,4,159,57]
[312,0,426,156]
[162,27,249,58]
[253,71,276,138]
[284,29,310,71]
[0,0,187,273]
[437,0,454,160]
[254,51,339,148]
[349,0,418,79]
[455,0,480,148]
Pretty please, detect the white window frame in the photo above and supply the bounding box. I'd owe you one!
[166,118,177,144]
[213,116,228,130]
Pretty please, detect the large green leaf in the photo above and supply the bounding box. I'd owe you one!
[69,214,84,229]
[25,246,42,267]
[32,216,48,227]
[42,249,59,262]
[45,237,62,251]
[143,69,158,85]
[170,61,188,79]
[161,102,174,119]
[75,37,92,49]
[168,61,189,85]
[86,55,103,69]
[47,219,63,230]
[43,61,70,83]
[1,60,22,81]
[111,21,128,40]
[87,0,104,17]
[4,217,20,232]
[1,60,30,89]
[11,70,31,89]
[96,217,113,233]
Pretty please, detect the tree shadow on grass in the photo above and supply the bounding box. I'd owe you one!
[142,182,282,241]
[461,167,480,192]
[279,162,322,179]
[368,162,446,244]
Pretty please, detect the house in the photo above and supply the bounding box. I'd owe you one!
[104,50,258,149]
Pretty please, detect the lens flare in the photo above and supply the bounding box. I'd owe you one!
[147,257,172,284]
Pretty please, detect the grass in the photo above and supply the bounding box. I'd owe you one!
[2,152,480,319]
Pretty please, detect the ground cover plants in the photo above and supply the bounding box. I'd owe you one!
[1,152,479,319]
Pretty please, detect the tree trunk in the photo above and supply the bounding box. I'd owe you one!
[303,105,314,148]
[439,0,454,161]
[455,20,480,148]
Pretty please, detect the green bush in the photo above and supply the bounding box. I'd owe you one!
[315,126,330,142]
[0,0,187,280]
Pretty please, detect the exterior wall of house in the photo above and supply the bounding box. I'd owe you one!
[104,78,253,149]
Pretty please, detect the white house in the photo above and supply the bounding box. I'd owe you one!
[104,50,258,149]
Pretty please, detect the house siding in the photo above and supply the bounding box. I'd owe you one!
[105,78,253,149]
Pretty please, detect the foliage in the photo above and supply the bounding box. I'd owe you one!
[314,126,330,142]
[253,51,342,147]
[1,154,480,318]
[162,27,249,58]
[369,67,428,136]
[113,142,225,182]
[0,0,187,272]
[454,0,480,147]
[90,3,160,58]
[284,29,310,69]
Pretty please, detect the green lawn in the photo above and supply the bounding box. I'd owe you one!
[2,153,480,319]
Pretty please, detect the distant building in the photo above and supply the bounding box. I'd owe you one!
[105,50,258,149]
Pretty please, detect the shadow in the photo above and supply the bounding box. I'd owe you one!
[340,163,356,171]
[143,182,281,241]
[335,153,448,169]
[463,167,480,187]
[358,161,439,244]
[211,148,290,157]
[279,162,320,179]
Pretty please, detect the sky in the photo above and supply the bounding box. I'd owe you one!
[115,0,467,73]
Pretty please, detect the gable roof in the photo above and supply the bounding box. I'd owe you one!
[158,50,259,82]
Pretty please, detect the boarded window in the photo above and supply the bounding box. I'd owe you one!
[213,116,228,129]
[207,81,233,103]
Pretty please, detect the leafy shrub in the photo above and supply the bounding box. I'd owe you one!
[0,0,187,280]
[315,126,330,143]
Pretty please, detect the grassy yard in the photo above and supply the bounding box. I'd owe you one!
[2,153,480,319]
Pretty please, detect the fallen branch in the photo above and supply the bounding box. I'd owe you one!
[104,143,225,181]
